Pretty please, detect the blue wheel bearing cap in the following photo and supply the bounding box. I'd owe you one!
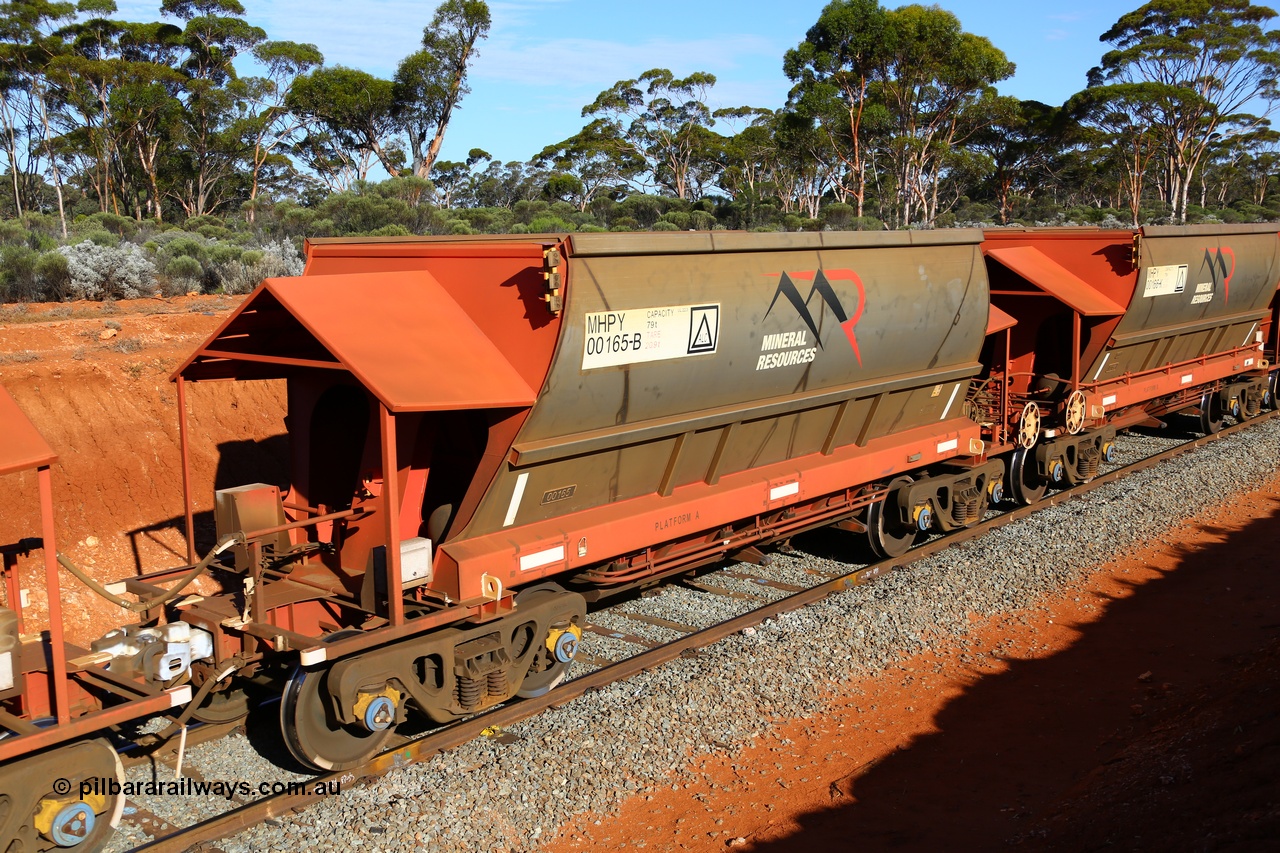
[553,630,578,664]
[363,695,395,732]
[51,801,96,847]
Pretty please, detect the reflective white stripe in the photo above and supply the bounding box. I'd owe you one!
[939,383,961,420]
[769,481,799,501]
[1245,358,1255,367]
[519,545,565,572]
[1092,352,1111,381]
[299,647,327,666]
[1181,374,1194,385]
[168,685,193,707]
[936,438,958,453]
[1103,394,1117,406]
[1243,323,1258,347]
[503,472,529,527]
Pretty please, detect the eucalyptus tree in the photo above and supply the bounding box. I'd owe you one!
[392,0,490,179]
[714,107,781,223]
[1067,84,1165,224]
[874,4,1014,226]
[238,39,323,221]
[158,0,266,217]
[0,0,79,228]
[968,96,1060,224]
[535,119,643,211]
[1090,0,1280,222]
[47,5,206,222]
[287,66,401,181]
[582,68,724,200]
[784,0,888,218]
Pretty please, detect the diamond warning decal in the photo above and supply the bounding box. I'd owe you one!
[582,303,720,369]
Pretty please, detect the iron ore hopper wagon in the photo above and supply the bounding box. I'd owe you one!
[0,226,1275,852]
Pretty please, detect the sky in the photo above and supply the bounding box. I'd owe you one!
[109,0,1135,166]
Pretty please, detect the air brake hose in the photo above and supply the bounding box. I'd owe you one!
[56,532,244,613]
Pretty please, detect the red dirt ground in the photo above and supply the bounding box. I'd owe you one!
[0,297,285,646]
[548,473,1280,852]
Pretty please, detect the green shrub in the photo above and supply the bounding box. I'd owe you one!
[0,219,29,245]
[163,255,204,295]
[820,203,856,230]
[688,211,716,230]
[650,220,680,231]
[85,230,117,247]
[0,245,39,301]
[370,224,412,237]
[34,251,69,301]
[163,237,208,262]
[527,215,575,233]
[660,211,691,230]
[207,244,243,265]
[77,211,136,238]
[196,225,234,241]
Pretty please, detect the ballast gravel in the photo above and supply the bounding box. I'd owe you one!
[110,418,1280,852]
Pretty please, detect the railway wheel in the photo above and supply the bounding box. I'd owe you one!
[1064,390,1086,434]
[866,476,916,559]
[0,738,124,852]
[1199,389,1224,434]
[515,584,582,699]
[1265,371,1278,410]
[1007,447,1047,505]
[1017,402,1041,449]
[281,632,395,772]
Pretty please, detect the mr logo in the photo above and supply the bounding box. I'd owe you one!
[764,269,867,365]
[1199,247,1235,303]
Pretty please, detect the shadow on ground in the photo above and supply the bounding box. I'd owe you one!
[748,495,1280,852]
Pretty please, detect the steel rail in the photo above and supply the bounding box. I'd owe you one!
[128,411,1278,852]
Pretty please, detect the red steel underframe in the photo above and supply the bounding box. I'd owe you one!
[444,417,983,601]
[1083,343,1267,416]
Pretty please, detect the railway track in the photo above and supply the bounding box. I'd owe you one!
[116,412,1276,852]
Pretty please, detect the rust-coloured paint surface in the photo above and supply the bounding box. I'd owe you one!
[986,304,1017,336]
[985,245,1127,315]
[178,271,536,411]
[0,384,56,476]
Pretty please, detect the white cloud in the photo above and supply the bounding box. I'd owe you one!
[473,33,778,89]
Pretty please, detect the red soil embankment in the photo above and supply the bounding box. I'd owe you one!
[0,298,286,645]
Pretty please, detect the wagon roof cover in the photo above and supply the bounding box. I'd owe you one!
[176,270,537,411]
[0,384,56,475]
[986,245,1127,316]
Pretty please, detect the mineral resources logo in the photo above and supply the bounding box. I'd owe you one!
[1199,247,1235,304]
[762,269,867,369]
